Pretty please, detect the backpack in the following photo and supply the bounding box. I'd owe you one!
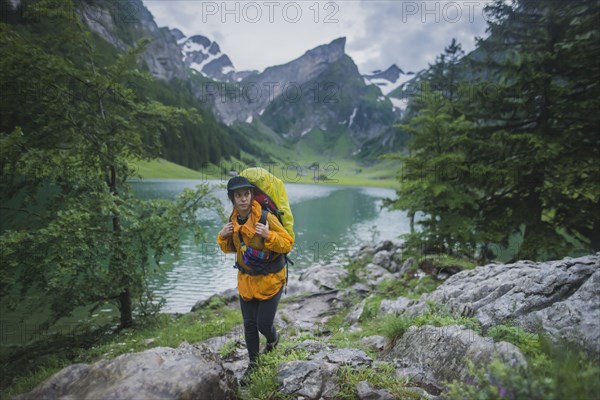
[232,168,295,285]
[239,167,295,241]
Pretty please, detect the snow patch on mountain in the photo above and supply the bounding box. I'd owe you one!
[348,107,358,128]
[363,64,410,96]
[389,97,407,111]
[173,30,256,83]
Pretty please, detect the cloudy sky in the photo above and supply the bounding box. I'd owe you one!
[144,0,492,75]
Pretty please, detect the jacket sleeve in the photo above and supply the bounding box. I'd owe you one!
[217,233,236,253]
[264,213,294,253]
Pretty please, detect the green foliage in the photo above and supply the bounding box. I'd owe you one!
[339,258,369,287]
[486,324,541,357]
[2,305,242,397]
[241,345,310,399]
[420,254,476,270]
[413,303,481,334]
[389,83,480,259]
[359,295,382,322]
[379,303,481,343]
[0,1,224,330]
[387,0,600,261]
[379,315,415,342]
[445,345,600,400]
[218,339,238,358]
[377,275,441,300]
[336,364,422,400]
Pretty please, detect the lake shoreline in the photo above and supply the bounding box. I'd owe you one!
[131,158,400,190]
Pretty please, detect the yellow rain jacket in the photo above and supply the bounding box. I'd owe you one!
[217,200,294,301]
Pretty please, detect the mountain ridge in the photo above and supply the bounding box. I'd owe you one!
[65,0,407,160]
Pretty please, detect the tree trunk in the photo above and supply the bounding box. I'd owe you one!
[119,288,133,329]
[108,163,134,329]
[590,208,600,253]
[519,184,544,261]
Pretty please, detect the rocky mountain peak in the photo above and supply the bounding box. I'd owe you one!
[177,34,236,81]
[301,37,346,64]
[363,63,405,96]
[78,0,186,81]
[169,28,185,43]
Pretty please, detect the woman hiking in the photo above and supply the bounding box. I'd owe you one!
[217,176,294,386]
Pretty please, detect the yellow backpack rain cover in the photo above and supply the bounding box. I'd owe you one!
[239,167,295,242]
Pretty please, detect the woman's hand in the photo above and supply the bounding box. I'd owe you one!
[219,222,233,239]
[255,221,270,239]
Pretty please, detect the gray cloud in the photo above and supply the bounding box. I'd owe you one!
[144,0,491,75]
[348,0,490,73]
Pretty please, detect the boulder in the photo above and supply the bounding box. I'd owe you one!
[15,343,236,400]
[191,288,238,312]
[382,325,526,387]
[277,360,339,399]
[345,298,367,324]
[360,263,395,285]
[361,336,388,352]
[372,250,393,271]
[278,290,342,335]
[524,269,600,354]
[374,240,394,253]
[277,343,372,399]
[300,264,349,291]
[356,380,394,400]
[379,297,413,316]
[407,253,600,354]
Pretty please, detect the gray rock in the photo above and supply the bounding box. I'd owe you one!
[300,264,349,291]
[191,288,238,312]
[356,380,395,400]
[277,360,338,399]
[379,297,413,316]
[372,250,393,270]
[383,325,527,386]
[286,278,321,296]
[404,386,440,400]
[399,257,417,275]
[525,269,600,354]
[287,339,332,356]
[362,336,388,352]
[16,343,236,400]
[351,282,371,294]
[375,240,394,253]
[278,347,372,399]
[407,253,600,354]
[345,299,367,324]
[320,348,372,365]
[279,291,341,336]
[361,263,395,285]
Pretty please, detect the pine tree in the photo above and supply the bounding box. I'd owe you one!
[388,0,599,261]
[465,0,600,259]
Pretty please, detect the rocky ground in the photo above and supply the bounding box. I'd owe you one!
[15,245,599,400]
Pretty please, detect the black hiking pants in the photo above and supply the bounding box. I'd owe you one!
[239,286,283,365]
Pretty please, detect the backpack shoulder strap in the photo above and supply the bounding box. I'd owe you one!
[259,208,269,225]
